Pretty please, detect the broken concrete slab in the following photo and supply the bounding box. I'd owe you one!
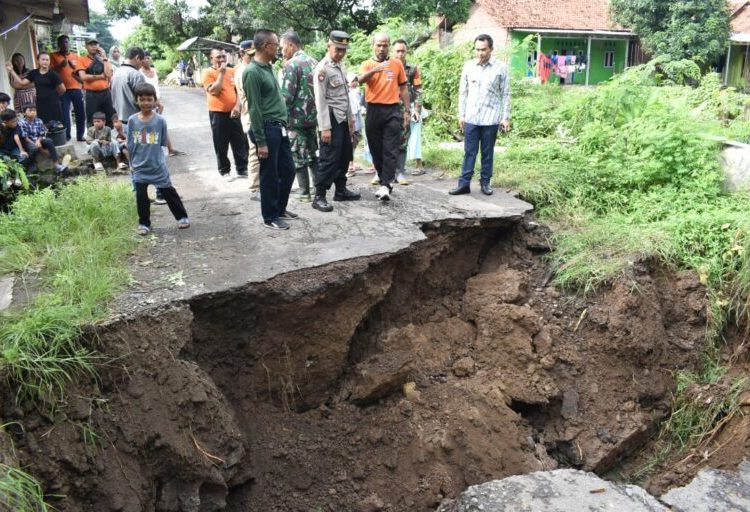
[114,87,533,317]
[0,275,13,311]
[661,460,750,512]
[436,469,668,512]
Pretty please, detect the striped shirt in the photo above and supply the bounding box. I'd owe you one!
[458,57,511,126]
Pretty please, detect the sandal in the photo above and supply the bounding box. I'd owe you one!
[177,218,190,229]
[137,225,150,236]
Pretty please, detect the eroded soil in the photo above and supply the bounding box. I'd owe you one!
[0,218,717,511]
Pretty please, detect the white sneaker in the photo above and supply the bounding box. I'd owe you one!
[93,161,104,171]
[221,173,234,182]
[375,185,390,201]
[235,174,248,179]
[371,176,380,186]
[396,173,410,185]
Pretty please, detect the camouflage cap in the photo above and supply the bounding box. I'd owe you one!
[329,30,351,49]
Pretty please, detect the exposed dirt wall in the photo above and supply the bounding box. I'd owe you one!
[0,218,709,511]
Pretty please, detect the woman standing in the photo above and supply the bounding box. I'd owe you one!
[6,52,65,125]
[8,53,36,112]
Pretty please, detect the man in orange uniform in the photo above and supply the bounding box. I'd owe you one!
[75,38,115,127]
[202,46,249,180]
[49,35,85,141]
[357,32,410,201]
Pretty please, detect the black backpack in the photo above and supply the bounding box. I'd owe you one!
[86,57,104,76]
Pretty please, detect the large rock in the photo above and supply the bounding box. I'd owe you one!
[721,144,750,192]
[436,469,667,512]
[661,460,750,512]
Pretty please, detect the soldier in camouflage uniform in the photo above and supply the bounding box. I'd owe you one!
[280,31,318,202]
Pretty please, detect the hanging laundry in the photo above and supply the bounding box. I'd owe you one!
[538,53,552,84]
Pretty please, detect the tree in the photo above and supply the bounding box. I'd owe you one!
[86,12,117,52]
[610,0,730,65]
[105,0,473,47]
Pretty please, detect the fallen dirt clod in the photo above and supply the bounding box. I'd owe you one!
[1,217,711,511]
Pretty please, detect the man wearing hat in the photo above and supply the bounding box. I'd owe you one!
[76,39,116,127]
[311,30,360,212]
[234,39,261,197]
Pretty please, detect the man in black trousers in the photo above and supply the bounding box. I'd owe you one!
[311,31,361,212]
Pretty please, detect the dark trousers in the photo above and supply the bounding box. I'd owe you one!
[315,114,352,194]
[251,123,295,223]
[134,182,188,228]
[61,88,85,140]
[209,111,249,175]
[24,138,59,163]
[365,103,401,187]
[85,89,116,128]
[460,123,499,187]
[0,148,29,166]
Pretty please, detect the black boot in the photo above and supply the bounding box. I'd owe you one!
[333,186,361,201]
[312,189,333,212]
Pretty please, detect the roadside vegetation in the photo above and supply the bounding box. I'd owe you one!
[420,59,750,476]
[0,177,136,404]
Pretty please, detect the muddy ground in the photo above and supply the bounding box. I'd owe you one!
[2,218,725,511]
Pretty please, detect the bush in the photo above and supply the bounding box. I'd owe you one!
[414,42,471,141]
[154,59,173,79]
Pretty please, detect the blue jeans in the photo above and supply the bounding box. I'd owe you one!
[0,148,29,166]
[460,123,499,187]
[251,123,295,223]
[60,89,85,140]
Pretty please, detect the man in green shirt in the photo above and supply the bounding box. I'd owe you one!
[244,29,298,230]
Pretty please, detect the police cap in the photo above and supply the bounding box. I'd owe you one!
[239,39,255,55]
[329,30,351,49]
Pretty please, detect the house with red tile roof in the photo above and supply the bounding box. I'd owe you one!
[451,0,636,85]
[726,1,750,86]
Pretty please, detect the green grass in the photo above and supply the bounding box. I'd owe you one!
[0,177,137,403]
[0,463,52,512]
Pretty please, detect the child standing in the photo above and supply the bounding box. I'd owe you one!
[86,111,118,171]
[127,83,189,235]
[19,105,69,173]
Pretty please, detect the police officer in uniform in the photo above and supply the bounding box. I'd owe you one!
[311,30,361,212]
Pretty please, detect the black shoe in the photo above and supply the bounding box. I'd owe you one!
[481,183,493,195]
[263,218,290,230]
[333,188,361,201]
[312,196,333,212]
[448,185,470,195]
[279,210,299,219]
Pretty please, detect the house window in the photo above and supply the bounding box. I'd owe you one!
[603,50,615,69]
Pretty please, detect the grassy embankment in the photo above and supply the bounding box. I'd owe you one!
[0,177,136,507]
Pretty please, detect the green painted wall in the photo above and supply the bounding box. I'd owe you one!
[727,44,750,88]
[511,31,628,85]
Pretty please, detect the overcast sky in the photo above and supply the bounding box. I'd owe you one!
[88,0,209,42]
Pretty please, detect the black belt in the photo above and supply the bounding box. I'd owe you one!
[264,120,286,127]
